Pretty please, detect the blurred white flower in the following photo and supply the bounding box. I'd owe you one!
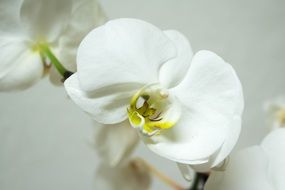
[64,18,244,172]
[94,121,139,167]
[0,0,106,91]
[264,96,285,130]
[205,128,285,190]
[94,158,151,190]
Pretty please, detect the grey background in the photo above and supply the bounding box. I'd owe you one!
[0,0,284,189]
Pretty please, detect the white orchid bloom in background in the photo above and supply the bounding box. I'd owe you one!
[94,121,139,167]
[0,0,106,91]
[264,96,285,130]
[64,18,244,172]
[205,128,285,190]
[94,158,151,190]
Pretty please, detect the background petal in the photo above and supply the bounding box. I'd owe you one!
[0,0,23,35]
[263,96,285,130]
[49,0,107,85]
[159,30,193,88]
[94,159,151,190]
[205,146,273,190]
[94,121,139,167]
[0,36,43,91]
[77,18,176,91]
[261,128,285,190]
[170,50,244,167]
[20,0,72,42]
[64,73,142,124]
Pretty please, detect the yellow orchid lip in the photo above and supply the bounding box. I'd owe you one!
[127,84,180,137]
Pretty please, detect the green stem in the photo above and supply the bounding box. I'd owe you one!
[38,44,73,80]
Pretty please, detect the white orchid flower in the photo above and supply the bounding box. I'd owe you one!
[94,158,151,190]
[0,0,106,91]
[264,96,285,130]
[94,121,139,167]
[64,18,244,172]
[205,128,285,190]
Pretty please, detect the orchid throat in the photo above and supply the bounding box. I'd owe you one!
[127,84,181,137]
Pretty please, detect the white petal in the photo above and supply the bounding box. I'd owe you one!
[77,18,176,92]
[143,107,226,165]
[64,73,142,124]
[0,36,43,91]
[58,0,106,65]
[20,0,72,42]
[50,0,107,85]
[211,115,242,166]
[263,96,285,130]
[94,121,139,167]
[205,146,273,190]
[159,30,193,88]
[261,128,285,190]
[264,96,285,111]
[0,0,23,35]
[170,50,243,167]
[176,163,195,181]
[94,159,151,190]
[59,0,107,48]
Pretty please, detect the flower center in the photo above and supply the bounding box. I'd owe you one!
[276,108,285,126]
[127,84,181,137]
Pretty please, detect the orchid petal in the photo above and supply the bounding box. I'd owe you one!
[49,0,107,85]
[143,51,243,167]
[205,146,274,190]
[64,73,142,124]
[261,128,285,190]
[206,129,285,190]
[211,115,242,166]
[0,36,43,91]
[169,50,243,167]
[159,30,193,88]
[94,121,139,167]
[0,0,23,35]
[142,107,226,165]
[176,163,195,181]
[20,0,72,42]
[76,18,176,92]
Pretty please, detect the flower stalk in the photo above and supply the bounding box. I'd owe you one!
[38,43,73,80]
[139,158,186,190]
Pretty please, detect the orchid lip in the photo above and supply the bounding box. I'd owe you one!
[127,83,181,137]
